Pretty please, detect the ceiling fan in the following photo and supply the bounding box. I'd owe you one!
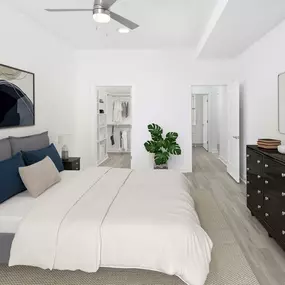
[45,0,139,30]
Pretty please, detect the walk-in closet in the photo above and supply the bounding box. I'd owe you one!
[96,86,132,168]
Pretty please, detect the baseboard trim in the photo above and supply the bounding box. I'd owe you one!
[240,176,246,184]
[193,143,203,147]
[219,156,227,166]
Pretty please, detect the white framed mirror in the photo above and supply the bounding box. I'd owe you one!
[279,72,285,134]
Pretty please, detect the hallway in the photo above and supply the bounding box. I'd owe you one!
[187,147,285,285]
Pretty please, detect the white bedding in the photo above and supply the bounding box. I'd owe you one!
[0,171,77,234]
[0,191,34,234]
[9,167,213,285]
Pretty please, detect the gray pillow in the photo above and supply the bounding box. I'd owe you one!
[9,132,49,155]
[19,156,61,198]
[0,138,12,161]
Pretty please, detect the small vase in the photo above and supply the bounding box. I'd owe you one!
[154,163,168,170]
[62,145,69,160]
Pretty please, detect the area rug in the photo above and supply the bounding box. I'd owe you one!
[0,189,260,285]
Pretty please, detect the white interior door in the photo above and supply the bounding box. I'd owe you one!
[202,95,208,151]
[227,82,240,183]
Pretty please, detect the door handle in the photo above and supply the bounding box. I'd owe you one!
[233,136,240,139]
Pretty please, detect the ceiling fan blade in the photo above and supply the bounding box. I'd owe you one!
[95,0,117,10]
[110,12,139,30]
[45,9,93,12]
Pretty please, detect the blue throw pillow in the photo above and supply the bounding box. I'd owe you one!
[0,153,26,204]
[22,144,64,172]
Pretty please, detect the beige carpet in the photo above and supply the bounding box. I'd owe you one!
[0,189,260,285]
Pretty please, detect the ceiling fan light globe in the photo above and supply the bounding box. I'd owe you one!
[93,10,111,23]
[118,27,130,34]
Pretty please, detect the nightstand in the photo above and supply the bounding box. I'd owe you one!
[62,157,80,171]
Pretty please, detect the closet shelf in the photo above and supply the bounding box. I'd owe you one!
[108,150,131,154]
[97,138,107,143]
[107,123,132,127]
[107,94,131,97]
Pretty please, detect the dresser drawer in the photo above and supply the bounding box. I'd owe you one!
[263,158,285,188]
[262,195,285,230]
[247,188,264,215]
[247,148,263,175]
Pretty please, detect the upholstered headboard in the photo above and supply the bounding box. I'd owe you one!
[0,132,49,161]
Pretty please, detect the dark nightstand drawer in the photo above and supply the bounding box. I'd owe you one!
[62,157,80,171]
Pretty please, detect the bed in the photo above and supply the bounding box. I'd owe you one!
[0,134,213,285]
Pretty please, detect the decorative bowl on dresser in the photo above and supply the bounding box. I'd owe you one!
[62,157,80,171]
[247,145,285,250]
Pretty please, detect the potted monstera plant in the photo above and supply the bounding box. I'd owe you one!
[144,123,182,169]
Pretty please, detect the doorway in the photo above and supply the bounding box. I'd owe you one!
[96,86,132,169]
[191,84,240,183]
[192,93,209,150]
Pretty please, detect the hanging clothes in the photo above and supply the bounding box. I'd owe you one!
[122,130,128,151]
[113,100,122,123]
[110,126,115,145]
[121,101,129,118]
[120,131,123,149]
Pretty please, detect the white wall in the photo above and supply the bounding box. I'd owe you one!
[74,51,236,171]
[237,19,285,179]
[0,4,76,150]
[192,96,203,145]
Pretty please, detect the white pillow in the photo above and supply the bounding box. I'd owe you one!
[19,156,61,198]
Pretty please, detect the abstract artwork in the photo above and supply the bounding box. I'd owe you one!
[0,64,35,128]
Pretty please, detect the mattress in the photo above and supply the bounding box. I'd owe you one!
[0,171,77,234]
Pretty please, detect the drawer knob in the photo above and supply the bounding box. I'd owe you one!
[265,213,269,217]
[282,230,285,235]
[265,180,269,184]
[265,196,269,201]
[282,211,285,216]
[247,154,250,158]
[282,173,285,178]
[257,160,261,164]
[265,164,269,168]
[257,175,261,179]
[247,194,250,197]
[282,192,285,197]
[258,205,262,209]
[247,181,250,184]
[257,190,261,194]
[247,168,249,171]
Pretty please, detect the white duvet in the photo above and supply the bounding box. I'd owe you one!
[9,167,213,285]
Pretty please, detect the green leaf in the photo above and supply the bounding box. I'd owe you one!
[154,151,170,165]
[145,124,181,163]
[148,123,163,141]
[168,143,182,155]
[144,141,158,153]
[166,132,178,142]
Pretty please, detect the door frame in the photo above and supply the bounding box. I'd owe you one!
[190,84,238,178]
[202,95,209,151]
[94,84,135,169]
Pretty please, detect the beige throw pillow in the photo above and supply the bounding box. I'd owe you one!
[19,156,61,198]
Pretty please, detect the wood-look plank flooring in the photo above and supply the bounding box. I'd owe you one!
[187,147,285,285]
[100,147,285,284]
[100,153,131,168]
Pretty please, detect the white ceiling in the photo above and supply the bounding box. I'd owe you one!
[198,0,285,58]
[6,0,219,50]
[4,0,285,57]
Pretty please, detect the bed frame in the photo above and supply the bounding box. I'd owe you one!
[0,233,14,263]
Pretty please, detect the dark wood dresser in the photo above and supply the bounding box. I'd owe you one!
[247,145,285,250]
